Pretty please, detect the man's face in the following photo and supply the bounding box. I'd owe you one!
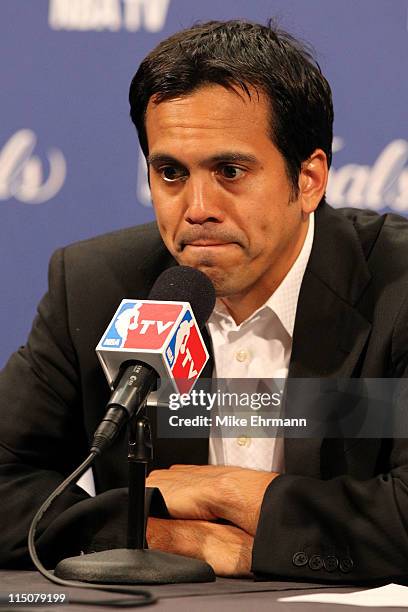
[145,85,321,313]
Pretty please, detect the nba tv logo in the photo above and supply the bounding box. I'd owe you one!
[102,301,183,349]
[100,299,208,393]
[166,311,207,383]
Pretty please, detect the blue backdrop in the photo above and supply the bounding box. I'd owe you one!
[1,0,407,367]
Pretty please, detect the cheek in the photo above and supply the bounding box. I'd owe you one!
[152,200,173,231]
[153,208,180,254]
[152,208,171,245]
[152,189,185,230]
[246,216,282,260]
[248,213,274,243]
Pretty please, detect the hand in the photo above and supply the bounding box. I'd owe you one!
[147,464,279,535]
[146,517,254,577]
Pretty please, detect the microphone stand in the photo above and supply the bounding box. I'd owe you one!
[55,402,215,584]
[127,414,152,550]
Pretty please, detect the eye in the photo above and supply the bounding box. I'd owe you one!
[159,166,187,182]
[218,165,245,180]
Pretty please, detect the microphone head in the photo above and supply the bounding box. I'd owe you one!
[148,266,216,328]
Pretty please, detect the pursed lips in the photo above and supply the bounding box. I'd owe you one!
[186,240,233,247]
[177,232,244,251]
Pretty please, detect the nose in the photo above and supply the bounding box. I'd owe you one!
[183,174,224,225]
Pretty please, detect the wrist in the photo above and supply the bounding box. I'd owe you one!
[209,467,279,535]
[147,517,203,559]
[207,468,244,527]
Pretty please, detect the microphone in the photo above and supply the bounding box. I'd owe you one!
[52,266,217,586]
[91,266,216,452]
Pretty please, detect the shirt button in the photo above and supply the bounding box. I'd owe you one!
[236,436,251,447]
[235,349,250,362]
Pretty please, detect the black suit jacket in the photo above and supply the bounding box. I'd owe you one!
[1,203,408,582]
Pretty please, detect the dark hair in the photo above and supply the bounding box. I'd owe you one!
[129,19,333,197]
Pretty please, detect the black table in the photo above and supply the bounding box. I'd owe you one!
[1,571,404,611]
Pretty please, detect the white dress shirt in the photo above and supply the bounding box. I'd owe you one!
[207,213,315,472]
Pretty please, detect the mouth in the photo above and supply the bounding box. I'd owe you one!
[176,231,243,253]
[186,241,234,247]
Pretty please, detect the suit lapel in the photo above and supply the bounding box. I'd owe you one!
[285,204,372,476]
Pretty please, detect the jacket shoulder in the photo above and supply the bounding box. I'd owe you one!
[63,222,164,260]
[61,222,174,284]
[335,207,408,264]
[54,223,176,322]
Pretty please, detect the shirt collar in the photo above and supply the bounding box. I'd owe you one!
[210,212,315,337]
[266,212,314,337]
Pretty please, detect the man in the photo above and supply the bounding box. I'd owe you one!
[1,19,408,582]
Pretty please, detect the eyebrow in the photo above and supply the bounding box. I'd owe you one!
[146,151,259,166]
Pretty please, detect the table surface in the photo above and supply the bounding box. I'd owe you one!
[0,571,403,611]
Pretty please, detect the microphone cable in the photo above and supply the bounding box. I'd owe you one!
[28,449,157,608]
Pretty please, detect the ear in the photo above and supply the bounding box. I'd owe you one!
[298,149,328,214]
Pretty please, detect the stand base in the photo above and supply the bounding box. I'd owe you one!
[55,548,216,584]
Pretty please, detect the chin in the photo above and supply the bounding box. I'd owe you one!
[197,267,243,297]
[175,254,243,295]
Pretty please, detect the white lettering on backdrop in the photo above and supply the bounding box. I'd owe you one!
[0,129,66,204]
[328,138,408,211]
[48,0,171,32]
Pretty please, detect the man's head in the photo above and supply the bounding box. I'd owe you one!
[129,19,333,198]
[128,20,332,320]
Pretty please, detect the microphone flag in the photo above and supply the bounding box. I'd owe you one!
[96,299,209,394]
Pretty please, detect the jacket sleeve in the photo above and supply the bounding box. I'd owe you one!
[0,249,130,568]
[252,441,408,582]
[252,300,408,583]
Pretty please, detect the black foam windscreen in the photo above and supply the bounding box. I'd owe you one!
[148,266,216,328]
